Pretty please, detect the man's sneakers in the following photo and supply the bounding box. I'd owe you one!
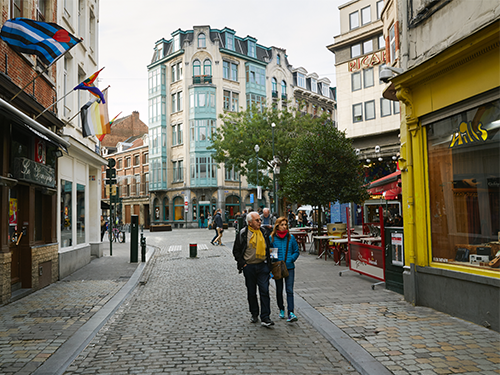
[210,241,215,246]
[250,315,259,323]
[279,310,286,319]
[261,318,275,328]
[287,312,298,322]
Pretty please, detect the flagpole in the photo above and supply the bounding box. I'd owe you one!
[35,84,110,120]
[9,38,83,103]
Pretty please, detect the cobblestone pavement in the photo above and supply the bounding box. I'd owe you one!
[0,228,498,375]
[64,229,358,375]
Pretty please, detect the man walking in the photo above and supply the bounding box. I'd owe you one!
[232,212,274,327]
[260,208,276,237]
[211,209,224,245]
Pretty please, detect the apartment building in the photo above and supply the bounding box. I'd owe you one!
[147,26,335,228]
[327,0,400,182]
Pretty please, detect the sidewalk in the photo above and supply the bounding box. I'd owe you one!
[0,235,153,375]
[0,228,498,375]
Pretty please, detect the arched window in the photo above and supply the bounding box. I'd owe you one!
[173,196,184,221]
[277,54,281,65]
[193,59,201,76]
[198,33,206,48]
[281,80,287,96]
[272,77,277,93]
[163,197,169,221]
[203,59,212,76]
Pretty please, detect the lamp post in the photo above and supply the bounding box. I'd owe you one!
[271,122,276,215]
[254,144,259,209]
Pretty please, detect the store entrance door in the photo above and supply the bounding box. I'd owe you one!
[199,204,210,228]
[9,185,31,289]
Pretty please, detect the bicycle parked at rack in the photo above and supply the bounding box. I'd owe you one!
[103,226,125,243]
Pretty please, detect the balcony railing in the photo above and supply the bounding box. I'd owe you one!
[193,75,212,84]
[281,93,287,101]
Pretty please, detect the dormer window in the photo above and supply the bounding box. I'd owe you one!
[277,54,281,65]
[226,33,234,50]
[248,41,256,58]
[310,78,317,93]
[173,34,180,52]
[198,33,206,48]
[297,73,305,88]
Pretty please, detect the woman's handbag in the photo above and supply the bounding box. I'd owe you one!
[271,237,289,280]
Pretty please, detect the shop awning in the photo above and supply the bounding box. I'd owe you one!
[101,201,110,210]
[368,170,401,196]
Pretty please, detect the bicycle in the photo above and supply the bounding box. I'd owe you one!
[108,227,125,243]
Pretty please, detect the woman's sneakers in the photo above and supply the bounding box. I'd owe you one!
[279,310,286,319]
[287,312,298,322]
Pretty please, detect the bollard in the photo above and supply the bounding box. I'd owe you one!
[130,215,139,263]
[189,243,197,258]
[141,233,146,262]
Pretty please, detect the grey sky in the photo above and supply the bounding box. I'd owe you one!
[99,0,345,124]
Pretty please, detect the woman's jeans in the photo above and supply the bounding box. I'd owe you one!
[275,268,295,313]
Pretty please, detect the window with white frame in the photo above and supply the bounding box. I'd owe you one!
[352,72,362,91]
[11,0,23,17]
[297,73,305,88]
[223,91,239,112]
[149,96,162,123]
[353,103,363,123]
[172,61,182,82]
[282,81,287,97]
[225,164,240,181]
[310,78,317,93]
[172,123,183,146]
[277,54,281,65]
[173,160,183,182]
[322,83,330,97]
[349,11,359,29]
[231,63,238,81]
[378,34,385,49]
[193,59,201,76]
[223,61,230,79]
[363,40,373,54]
[390,24,396,63]
[203,59,211,76]
[351,43,361,58]
[381,98,391,117]
[126,157,131,168]
[198,33,206,48]
[365,101,376,120]
[134,154,140,166]
[172,34,180,52]
[361,6,371,25]
[89,10,96,52]
[223,61,238,81]
[377,1,384,19]
[272,78,277,94]
[364,68,374,88]
[171,92,182,113]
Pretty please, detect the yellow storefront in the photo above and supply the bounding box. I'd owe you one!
[391,21,500,331]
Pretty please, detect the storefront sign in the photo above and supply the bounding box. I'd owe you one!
[13,157,55,187]
[348,51,387,72]
[35,138,46,164]
[349,242,385,281]
[449,121,488,148]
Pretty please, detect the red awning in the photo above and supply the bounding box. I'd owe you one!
[368,170,401,196]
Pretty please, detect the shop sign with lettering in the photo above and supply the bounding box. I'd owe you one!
[13,157,56,188]
[348,51,387,72]
[449,121,488,149]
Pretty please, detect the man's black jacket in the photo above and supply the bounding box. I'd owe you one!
[213,213,223,228]
[232,226,271,273]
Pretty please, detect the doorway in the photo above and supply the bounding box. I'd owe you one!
[199,204,210,228]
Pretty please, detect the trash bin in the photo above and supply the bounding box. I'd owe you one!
[189,243,197,258]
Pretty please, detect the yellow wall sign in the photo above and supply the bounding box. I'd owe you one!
[449,121,488,148]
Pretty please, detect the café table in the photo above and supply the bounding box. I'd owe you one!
[313,236,359,261]
[361,236,382,246]
[328,238,360,264]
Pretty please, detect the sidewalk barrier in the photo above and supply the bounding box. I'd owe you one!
[130,215,139,263]
[141,233,146,262]
[189,243,197,258]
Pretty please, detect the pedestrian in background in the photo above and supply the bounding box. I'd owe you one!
[100,215,107,241]
[269,217,300,322]
[207,213,212,230]
[288,210,296,228]
[232,212,274,327]
[260,207,276,237]
[211,209,224,246]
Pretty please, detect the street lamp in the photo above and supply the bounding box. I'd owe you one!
[254,144,259,209]
[271,122,276,215]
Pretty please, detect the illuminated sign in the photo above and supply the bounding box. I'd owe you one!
[348,51,387,72]
[449,121,488,148]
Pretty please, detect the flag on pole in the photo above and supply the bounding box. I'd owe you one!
[97,111,122,141]
[98,87,110,134]
[74,68,105,103]
[81,99,102,138]
[0,18,81,66]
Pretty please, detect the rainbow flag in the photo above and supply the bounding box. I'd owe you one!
[97,111,121,141]
[74,68,105,103]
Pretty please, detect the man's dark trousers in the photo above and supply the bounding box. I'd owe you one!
[243,262,271,320]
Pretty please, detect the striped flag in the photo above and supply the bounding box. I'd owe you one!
[0,18,81,66]
[81,99,102,138]
[74,68,105,103]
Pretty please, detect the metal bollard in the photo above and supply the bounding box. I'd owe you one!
[189,243,197,258]
[140,233,146,262]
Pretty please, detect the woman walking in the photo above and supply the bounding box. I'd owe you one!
[269,217,300,322]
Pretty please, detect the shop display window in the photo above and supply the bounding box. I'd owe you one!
[61,180,72,248]
[427,99,500,271]
[76,184,85,244]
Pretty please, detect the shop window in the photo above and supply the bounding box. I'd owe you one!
[174,196,184,221]
[61,179,72,248]
[426,99,499,271]
[76,184,85,244]
[163,197,169,221]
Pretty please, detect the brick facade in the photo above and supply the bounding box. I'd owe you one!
[100,112,148,147]
[31,243,58,290]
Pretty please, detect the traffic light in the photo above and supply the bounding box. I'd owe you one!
[106,158,117,185]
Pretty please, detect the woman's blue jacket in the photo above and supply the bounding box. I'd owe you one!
[269,233,300,270]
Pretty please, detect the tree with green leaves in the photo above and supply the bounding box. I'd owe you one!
[209,105,326,214]
[282,122,369,234]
